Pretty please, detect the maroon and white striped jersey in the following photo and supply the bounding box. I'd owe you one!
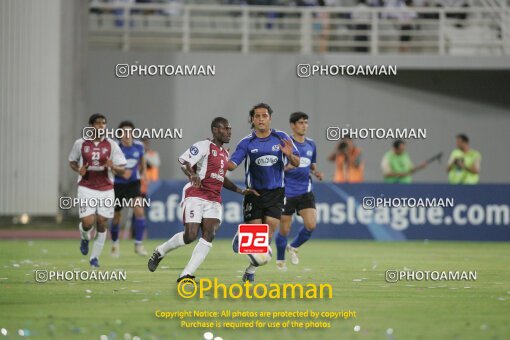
[179,140,229,203]
[68,138,127,191]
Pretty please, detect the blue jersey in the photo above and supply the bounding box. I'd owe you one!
[230,129,300,191]
[284,137,317,198]
[115,140,144,184]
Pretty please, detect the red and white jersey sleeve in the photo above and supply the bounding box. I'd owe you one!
[178,140,210,170]
[179,140,229,203]
[68,138,85,165]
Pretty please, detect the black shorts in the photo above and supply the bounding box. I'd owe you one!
[114,180,141,212]
[243,188,284,221]
[282,192,316,216]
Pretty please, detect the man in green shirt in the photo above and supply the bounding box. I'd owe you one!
[447,134,481,184]
[381,140,427,184]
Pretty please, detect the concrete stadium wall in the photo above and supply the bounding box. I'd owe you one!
[0,0,88,215]
[76,51,510,194]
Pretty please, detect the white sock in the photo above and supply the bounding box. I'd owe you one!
[180,238,212,277]
[79,222,91,241]
[157,231,185,255]
[245,264,257,274]
[90,231,106,260]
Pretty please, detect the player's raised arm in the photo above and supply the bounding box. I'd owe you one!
[281,138,300,167]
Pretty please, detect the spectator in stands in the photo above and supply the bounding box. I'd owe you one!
[294,0,333,52]
[112,0,135,27]
[316,0,332,52]
[447,134,481,184]
[246,0,279,30]
[295,0,319,5]
[351,0,371,52]
[439,0,468,28]
[398,0,417,52]
[383,0,416,53]
[328,137,364,183]
[368,0,383,6]
[161,0,184,16]
[140,137,161,196]
[412,0,438,22]
[381,140,426,183]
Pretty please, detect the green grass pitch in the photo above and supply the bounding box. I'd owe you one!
[1,239,509,340]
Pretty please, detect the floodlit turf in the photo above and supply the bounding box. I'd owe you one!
[0,239,509,340]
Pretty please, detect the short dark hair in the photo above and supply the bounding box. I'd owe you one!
[393,139,405,149]
[118,120,135,129]
[211,117,228,132]
[88,113,107,125]
[456,133,469,144]
[289,112,309,124]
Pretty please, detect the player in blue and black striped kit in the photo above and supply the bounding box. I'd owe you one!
[275,112,324,271]
[228,103,300,282]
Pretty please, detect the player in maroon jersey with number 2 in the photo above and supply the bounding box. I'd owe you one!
[68,114,127,268]
[148,117,258,283]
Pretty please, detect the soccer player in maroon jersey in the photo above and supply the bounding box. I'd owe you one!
[68,113,127,268]
[147,117,258,283]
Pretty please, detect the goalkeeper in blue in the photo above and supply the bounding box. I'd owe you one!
[275,112,324,271]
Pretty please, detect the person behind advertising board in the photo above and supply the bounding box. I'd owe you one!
[328,136,364,183]
[447,134,481,184]
[140,137,161,196]
[381,139,426,183]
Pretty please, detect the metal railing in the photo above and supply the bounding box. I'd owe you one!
[89,2,510,55]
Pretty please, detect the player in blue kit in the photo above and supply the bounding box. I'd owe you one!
[110,121,148,257]
[228,103,300,282]
[275,112,324,271]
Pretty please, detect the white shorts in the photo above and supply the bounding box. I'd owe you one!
[77,186,115,219]
[181,197,223,224]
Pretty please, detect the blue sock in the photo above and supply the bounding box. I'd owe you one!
[110,223,119,242]
[275,233,288,261]
[133,217,146,243]
[291,226,313,248]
